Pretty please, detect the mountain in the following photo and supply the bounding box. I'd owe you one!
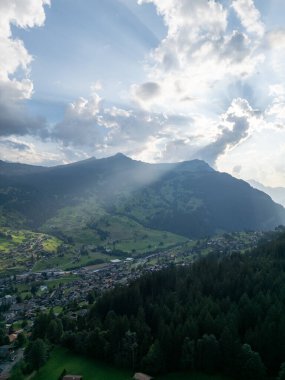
[0,160,47,176]
[0,154,284,242]
[248,179,285,208]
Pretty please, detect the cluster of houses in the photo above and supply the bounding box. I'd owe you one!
[0,231,265,327]
[0,233,56,273]
[204,231,263,253]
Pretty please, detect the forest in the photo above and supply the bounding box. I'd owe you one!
[28,230,285,379]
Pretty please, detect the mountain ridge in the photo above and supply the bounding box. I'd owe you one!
[0,154,284,241]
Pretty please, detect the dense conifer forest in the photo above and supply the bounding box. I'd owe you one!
[30,230,285,379]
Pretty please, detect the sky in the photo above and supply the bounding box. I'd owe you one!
[1,0,285,186]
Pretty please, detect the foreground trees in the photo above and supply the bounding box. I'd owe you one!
[25,338,48,371]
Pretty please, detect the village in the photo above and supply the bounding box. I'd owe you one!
[0,231,264,323]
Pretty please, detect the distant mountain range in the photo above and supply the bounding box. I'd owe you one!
[0,154,284,242]
[0,160,47,176]
[248,179,285,208]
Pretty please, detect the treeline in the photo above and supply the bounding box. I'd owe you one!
[29,231,285,379]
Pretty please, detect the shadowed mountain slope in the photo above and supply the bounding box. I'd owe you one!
[0,154,284,238]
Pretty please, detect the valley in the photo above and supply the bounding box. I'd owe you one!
[0,230,263,332]
[0,156,284,380]
[2,229,264,380]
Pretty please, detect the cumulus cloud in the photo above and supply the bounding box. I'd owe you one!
[138,0,227,35]
[232,0,265,37]
[52,89,105,147]
[197,98,259,166]
[49,85,196,161]
[133,0,265,112]
[0,0,49,136]
[116,0,285,175]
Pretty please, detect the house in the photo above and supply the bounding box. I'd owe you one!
[8,333,17,343]
[133,373,153,380]
[63,376,83,380]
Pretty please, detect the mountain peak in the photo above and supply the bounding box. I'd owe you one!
[175,159,214,173]
[113,152,130,160]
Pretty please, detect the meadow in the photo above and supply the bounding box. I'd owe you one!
[30,347,230,380]
[42,201,187,255]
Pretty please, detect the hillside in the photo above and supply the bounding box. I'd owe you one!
[0,154,284,243]
[0,160,47,176]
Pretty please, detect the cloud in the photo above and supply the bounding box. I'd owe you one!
[132,82,161,107]
[0,102,47,137]
[49,85,197,161]
[232,0,265,37]
[52,93,105,148]
[124,0,285,175]
[196,98,258,166]
[48,86,268,168]
[266,29,285,49]
[233,165,242,175]
[266,84,285,123]
[0,0,49,136]
[0,139,31,152]
[133,0,265,113]
[138,0,228,35]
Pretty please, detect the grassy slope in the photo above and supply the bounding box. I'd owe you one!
[42,201,187,254]
[30,347,230,380]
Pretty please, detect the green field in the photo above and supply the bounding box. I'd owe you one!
[42,200,187,255]
[29,347,230,380]
[30,347,131,380]
[32,251,112,272]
